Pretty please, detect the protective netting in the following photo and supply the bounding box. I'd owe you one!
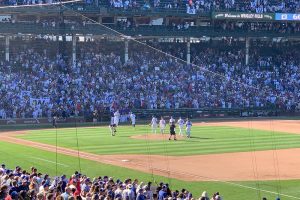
[1,2,300,200]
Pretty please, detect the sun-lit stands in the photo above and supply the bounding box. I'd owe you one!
[0,165,222,200]
[1,0,299,13]
[0,39,300,120]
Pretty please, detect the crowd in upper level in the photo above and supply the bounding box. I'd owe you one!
[0,0,299,14]
[107,0,300,14]
[0,39,299,119]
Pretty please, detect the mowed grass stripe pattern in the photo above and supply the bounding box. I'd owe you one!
[16,125,300,156]
[2,141,299,200]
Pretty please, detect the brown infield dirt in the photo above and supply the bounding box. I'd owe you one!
[1,119,300,181]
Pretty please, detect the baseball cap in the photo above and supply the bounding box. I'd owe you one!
[11,191,18,199]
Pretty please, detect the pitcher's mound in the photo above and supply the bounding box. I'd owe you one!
[131,134,186,141]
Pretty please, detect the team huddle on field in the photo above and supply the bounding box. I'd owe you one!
[150,116,192,140]
[109,111,192,140]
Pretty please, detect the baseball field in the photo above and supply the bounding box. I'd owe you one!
[1,119,300,200]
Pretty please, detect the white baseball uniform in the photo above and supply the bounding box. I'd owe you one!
[186,120,192,138]
[130,113,136,127]
[159,119,166,134]
[114,111,120,126]
[151,117,158,134]
[177,118,185,136]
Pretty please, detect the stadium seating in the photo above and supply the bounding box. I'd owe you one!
[0,164,223,200]
[0,39,299,120]
[1,0,299,13]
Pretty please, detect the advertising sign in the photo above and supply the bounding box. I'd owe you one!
[213,12,274,20]
[275,13,300,21]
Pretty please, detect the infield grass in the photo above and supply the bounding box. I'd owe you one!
[16,125,300,156]
[0,141,299,200]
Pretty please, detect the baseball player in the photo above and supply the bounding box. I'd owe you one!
[114,110,120,126]
[109,124,117,136]
[52,116,58,128]
[110,111,114,125]
[129,112,136,127]
[92,110,98,125]
[185,118,192,138]
[150,116,158,134]
[169,122,177,140]
[169,116,175,126]
[177,117,185,136]
[159,117,166,134]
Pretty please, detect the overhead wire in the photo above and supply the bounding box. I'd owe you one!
[248,119,262,199]
[55,124,58,176]
[74,116,82,173]
[59,2,288,197]
[0,0,81,9]
[2,1,291,198]
[145,123,155,182]
[270,119,282,198]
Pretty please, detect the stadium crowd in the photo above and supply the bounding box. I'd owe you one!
[107,0,300,14]
[0,0,299,14]
[0,164,223,200]
[214,21,300,34]
[0,40,299,119]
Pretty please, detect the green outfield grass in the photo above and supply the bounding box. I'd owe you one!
[16,125,300,156]
[0,141,299,200]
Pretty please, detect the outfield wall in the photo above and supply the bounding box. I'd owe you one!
[0,108,299,131]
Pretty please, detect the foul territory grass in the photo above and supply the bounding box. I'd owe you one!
[16,125,300,156]
[0,141,299,200]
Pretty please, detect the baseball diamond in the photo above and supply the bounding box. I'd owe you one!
[1,1,300,200]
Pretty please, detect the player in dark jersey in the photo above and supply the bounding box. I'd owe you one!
[169,122,177,140]
[52,116,58,128]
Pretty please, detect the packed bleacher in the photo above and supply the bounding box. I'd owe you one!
[0,39,299,119]
[0,164,223,200]
[0,0,299,14]
[107,0,300,14]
